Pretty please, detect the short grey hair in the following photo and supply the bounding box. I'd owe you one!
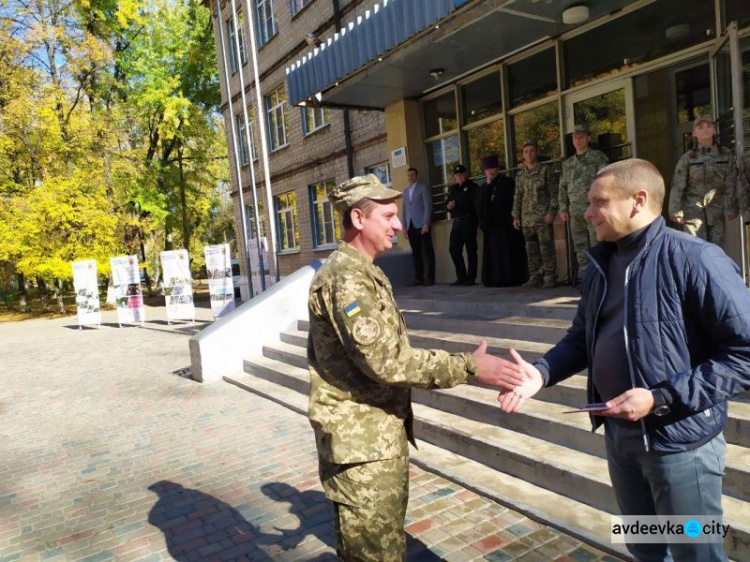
[594,158,665,212]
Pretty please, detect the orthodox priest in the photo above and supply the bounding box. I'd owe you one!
[479,155,527,287]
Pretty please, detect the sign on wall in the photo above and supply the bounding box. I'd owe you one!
[204,243,235,318]
[161,249,195,323]
[72,259,102,328]
[110,255,146,325]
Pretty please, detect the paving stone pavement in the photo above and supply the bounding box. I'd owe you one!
[0,305,622,561]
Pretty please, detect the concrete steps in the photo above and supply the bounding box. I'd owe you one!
[234,290,750,561]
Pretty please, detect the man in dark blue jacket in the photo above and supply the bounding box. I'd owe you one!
[498,158,750,561]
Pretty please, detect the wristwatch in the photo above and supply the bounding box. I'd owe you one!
[651,389,671,417]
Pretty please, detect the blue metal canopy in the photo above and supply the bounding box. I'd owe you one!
[286,0,462,106]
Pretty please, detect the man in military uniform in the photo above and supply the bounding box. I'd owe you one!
[558,124,609,272]
[446,164,481,286]
[513,141,558,288]
[307,175,526,561]
[669,115,738,246]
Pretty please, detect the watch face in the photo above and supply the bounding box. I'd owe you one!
[654,405,671,417]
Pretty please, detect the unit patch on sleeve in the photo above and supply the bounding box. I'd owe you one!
[351,316,381,346]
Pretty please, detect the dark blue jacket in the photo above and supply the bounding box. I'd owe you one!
[535,217,750,452]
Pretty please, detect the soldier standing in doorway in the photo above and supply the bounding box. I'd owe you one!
[306,174,527,561]
[558,124,609,275]
[669,115,738,246]
[513,141,558,288]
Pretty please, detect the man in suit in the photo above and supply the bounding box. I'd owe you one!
[402,167,435,286]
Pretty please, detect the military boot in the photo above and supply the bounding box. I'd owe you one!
[522,277,543,288]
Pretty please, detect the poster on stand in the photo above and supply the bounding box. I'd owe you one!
[110,255,146,324]
[72,259,102,328]
[161,249,195,322]
[248,237,272,297]
[204,243,235,318]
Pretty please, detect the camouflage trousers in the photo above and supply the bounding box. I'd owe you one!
[522,224,556,282]
[569,211,597,271]
[319,455,409,561]
[683,215,726,247]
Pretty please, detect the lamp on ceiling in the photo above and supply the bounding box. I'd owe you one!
[429,68,445,80]
[562,4,589,25]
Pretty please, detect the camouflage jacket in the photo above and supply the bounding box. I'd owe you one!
[513,163,558,225]
[558,149,609,214]
[669,146,738,223]
[307,241,478,464]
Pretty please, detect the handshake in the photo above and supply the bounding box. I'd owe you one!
[471,342,544,413]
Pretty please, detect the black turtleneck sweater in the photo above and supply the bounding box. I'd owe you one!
[592,223,650,451]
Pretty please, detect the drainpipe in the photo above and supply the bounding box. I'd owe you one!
[333,0,355,178]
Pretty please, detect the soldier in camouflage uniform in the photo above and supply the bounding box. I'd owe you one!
[558,124,609,272]
[307,175,526,561]
[513,141,558,289]
[669,115,738,247]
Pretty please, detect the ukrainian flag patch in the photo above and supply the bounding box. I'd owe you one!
[344,302,361,317]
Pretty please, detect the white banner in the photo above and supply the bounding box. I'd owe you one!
[248,237,272,297]
[204,243,235,318]
[72,259,102,327]
[110,255,146,324]
[161,249,195,322]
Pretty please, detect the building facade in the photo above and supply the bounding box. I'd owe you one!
[209,0,750,296]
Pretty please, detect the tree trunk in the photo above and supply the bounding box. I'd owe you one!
[36,276,48,312]
[16,272,27,312]
[54,278,66,313]
[139,229,153,296]
[179,141,190,253]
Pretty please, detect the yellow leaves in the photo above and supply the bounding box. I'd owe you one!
[116,0,145,28]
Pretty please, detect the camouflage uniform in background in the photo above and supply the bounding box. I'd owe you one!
[736,152,750,223]
[558,149,609,270]
[669,145,738,247]
[513,163,558,286]
[307,241,478,561]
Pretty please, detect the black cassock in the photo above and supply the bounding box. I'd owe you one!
[479,175,528,287]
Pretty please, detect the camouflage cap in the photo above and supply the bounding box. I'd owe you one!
[693,114,715,128]
[572,124,590,134]
[329,174,403,212]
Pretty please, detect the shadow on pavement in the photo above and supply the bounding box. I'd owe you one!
[148,481,443,561]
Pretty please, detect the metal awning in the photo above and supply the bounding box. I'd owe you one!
[286,0,639,110]
[286,0,460,107]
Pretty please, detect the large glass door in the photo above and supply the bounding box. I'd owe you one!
[564,80,636,162]
[710,22,747,282]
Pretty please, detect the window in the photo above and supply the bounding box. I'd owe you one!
[301,107,329,135]
[511,101,561,166]
[245,203,265,240]
[225,13,247,74]
[423,91,458,138]
[275,191,298,251]
[465,119,505,177]
[235,114,249,165]
[291,0,312,16]
[508,49,557,108]
[462,72,502,125]
[265,86,288,151]
[256,0,277,47]
[364,162,391,186]
[309,180,341,248]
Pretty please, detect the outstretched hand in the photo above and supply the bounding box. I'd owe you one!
[497,349,544,413]
[473,341,526,390]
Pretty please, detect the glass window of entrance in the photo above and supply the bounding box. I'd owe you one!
[512,102,560,166]
[310,180,340,248]
[675,64,711,125]
[724,0,750,30]
[564,0,716,88]
[461,72,502,125]
[465,119,505,177]
[508,49,557,108]
[572,89,629,162]
[426,135,459,221]
[423,91,458,138]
